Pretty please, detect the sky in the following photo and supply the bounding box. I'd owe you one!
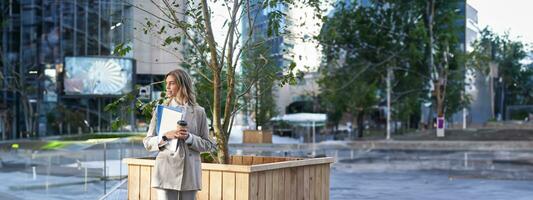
[468,0,533,50]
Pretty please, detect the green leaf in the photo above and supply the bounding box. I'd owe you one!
[111,119,126,131]
[158,26,166,34]
[163,36,182,46]
[113,43,132,57]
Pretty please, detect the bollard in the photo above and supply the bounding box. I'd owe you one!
[120,140,123,179]
[85,167,88,192]
[32,166,36,180]
[103,142,107,195]
[46,156,51,193]
[464,152,468,168]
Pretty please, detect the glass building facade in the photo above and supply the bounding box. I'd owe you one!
[241,0,287,68]
[1,0,134,139]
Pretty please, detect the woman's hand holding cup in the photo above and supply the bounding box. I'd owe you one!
[176,125,189,140]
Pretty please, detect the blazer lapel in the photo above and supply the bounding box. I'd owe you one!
[184,105,195,126]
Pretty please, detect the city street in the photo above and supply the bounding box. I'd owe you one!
[2,136,533,199]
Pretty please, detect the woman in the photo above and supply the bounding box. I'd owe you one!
[143,68,214,200]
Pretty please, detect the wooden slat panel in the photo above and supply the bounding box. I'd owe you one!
[210,171,222,200]
[201,163,252,172]
[243,156,253,165]
[265,171,273,200]
[232,156,243,165]
[304,166,310,200]
[236,173,250,200]
[283,168,290,200]
[276,169,284,200]
[252,157,264,165]
[198,170,210,200]
[249,157,334,172]
[258,171,266,200]
[263,157,275,164]
[322,164,329,200]
[223,172,236,200]
[249,173,259,200]
[140,166,152,200]
[271,170,279,200]
[128,165,140,200]
[309,166,315,200]
[230,156,236,164]
[314,165,322,200]
[325,164,330,199]
[296,167,304,200]
[290,168,297,200]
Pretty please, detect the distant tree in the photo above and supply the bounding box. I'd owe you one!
[241,37,279,129]
[318,1,424,137]
[318,0,468,137]
[421,0,469,122]
[469,28,532,110]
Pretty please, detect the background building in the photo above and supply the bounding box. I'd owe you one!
[450,2,492,127]
[0,0,185,140]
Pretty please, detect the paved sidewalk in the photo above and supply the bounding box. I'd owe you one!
[230,140,533,152]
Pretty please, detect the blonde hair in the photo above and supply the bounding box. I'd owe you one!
[165,68,197,106]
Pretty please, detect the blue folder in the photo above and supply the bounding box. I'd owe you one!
[155,105,184,136]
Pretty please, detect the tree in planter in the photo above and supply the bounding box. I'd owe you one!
[112,0,324,164]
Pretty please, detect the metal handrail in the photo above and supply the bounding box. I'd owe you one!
[97,178,127,200]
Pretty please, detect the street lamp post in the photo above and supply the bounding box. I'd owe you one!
[312,120,316,157]
[386,67,392,140]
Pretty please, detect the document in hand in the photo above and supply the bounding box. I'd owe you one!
[156,105,184,137]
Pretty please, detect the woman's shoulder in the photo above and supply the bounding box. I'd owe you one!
[190,104,206,113]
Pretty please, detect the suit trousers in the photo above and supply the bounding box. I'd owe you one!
[156,188,197,200]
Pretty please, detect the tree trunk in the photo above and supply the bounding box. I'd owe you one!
[254,84,259,130]
[356,111,364,138]
[212,71,229,164]
[21,96,32,138]
[435,80,444,117]
[436,46,449,119]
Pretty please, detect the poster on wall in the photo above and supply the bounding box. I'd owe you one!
[64,57,135,96]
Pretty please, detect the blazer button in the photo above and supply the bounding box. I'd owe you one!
[170,153,174,156]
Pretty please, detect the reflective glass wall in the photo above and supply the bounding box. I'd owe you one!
[1,0,133,139]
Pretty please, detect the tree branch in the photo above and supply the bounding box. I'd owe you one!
[222,0,242,134]
[200,0,220,71]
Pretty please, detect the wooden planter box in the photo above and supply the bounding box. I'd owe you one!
[124,155,333,200]
[243,130,272,143]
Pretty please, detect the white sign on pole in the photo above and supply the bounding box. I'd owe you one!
[437,116,445,137]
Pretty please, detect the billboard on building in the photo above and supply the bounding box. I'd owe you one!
[63,57,135,96]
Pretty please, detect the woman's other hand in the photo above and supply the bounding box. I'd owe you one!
[164,130,180,139]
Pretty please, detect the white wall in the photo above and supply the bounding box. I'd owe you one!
[131,0,185,75]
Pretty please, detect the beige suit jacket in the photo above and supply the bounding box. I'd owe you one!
[143,101,214,191]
